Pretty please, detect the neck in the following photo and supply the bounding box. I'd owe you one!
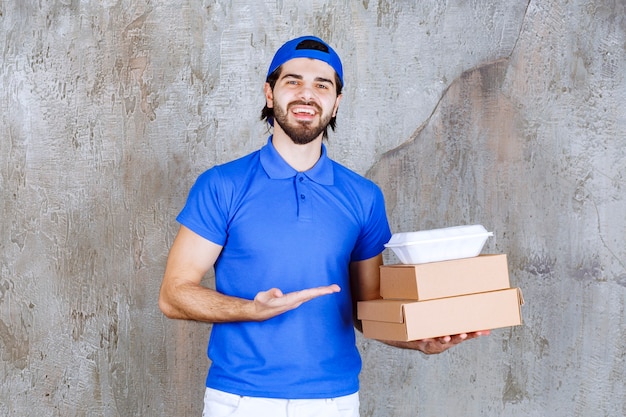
[271,130,324,172]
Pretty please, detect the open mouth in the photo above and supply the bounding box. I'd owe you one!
[289,102,321,120]
[292,107,316,115]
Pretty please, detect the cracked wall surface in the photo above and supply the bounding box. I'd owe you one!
[1,1,624,416]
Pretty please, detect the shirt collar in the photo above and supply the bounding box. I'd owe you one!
[260,136,334,185]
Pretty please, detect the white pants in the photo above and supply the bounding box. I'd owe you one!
[202,387,360,417]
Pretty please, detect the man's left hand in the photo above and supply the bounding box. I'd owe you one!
[381,330,490,354]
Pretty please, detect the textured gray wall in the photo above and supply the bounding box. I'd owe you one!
[1,1,624,416]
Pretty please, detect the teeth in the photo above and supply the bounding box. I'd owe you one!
[293,108,315,115]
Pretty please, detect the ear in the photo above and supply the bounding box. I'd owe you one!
[332,93,343,117]
[264,83,274,108]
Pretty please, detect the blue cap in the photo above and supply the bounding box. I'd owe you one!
[266,36,344,86]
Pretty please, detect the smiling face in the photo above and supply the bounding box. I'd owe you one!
[264,58,342,145]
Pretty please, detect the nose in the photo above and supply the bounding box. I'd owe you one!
[298,83,315,101]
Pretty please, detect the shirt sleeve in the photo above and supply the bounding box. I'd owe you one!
[350,183,392,262]
[176,167,229,246]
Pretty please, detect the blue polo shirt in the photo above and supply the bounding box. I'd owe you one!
[176,137,391,399]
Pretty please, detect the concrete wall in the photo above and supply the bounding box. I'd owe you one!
[1,1,624,416]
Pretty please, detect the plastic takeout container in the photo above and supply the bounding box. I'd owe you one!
[384,225,494,264]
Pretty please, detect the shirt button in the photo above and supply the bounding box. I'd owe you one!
[299,177,304,182]
[300,194,305,200]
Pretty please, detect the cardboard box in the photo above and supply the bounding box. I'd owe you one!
[358,288,524,341]
[380,254,510,301]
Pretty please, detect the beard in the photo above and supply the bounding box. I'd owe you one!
[273,100,332,145]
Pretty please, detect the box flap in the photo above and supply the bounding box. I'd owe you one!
[357,299,406,324]
[361,320,409,341]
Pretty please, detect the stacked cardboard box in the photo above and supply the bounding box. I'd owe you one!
[357,254,524,341]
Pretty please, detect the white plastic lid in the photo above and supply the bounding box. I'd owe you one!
[385,225,493,248]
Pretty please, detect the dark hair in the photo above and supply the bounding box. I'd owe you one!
[260,65,343,140]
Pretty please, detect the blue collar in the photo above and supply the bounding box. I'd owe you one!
[260,136,334,185]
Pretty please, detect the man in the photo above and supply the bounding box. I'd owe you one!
[159,35,488,417]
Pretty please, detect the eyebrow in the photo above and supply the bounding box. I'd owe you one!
[281,73,335,86]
